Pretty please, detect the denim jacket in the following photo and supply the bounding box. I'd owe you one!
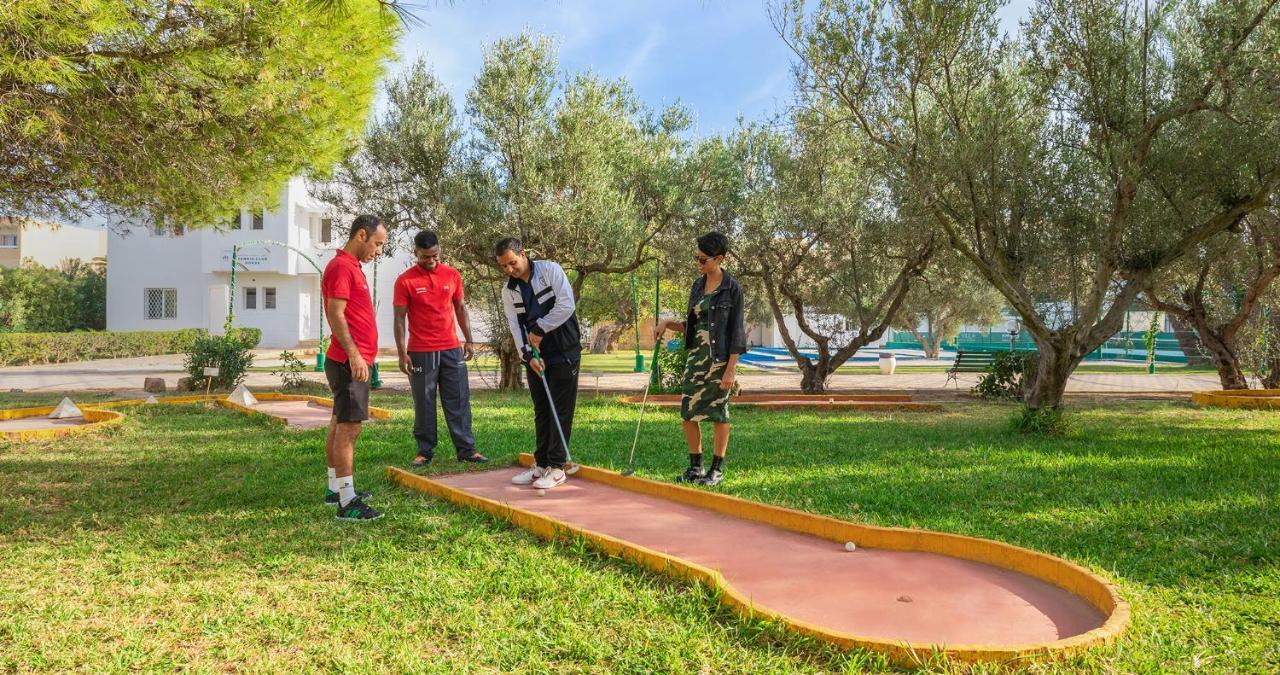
[684,269,747,363]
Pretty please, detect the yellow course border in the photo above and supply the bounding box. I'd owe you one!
[620,393,944,412]
[2,393,391,442]
[1191,389,1280,409]
[387,456,1129,668]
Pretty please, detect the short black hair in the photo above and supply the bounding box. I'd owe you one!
[414,230,439,250]
[493,237,523,257]
[348,214,383,240]
[696,231,730,258]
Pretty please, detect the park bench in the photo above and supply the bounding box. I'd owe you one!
[945,351,998,388]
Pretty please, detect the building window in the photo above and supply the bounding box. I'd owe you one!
[145,288,177,320]
[0,234,16,248]
[320,218,332,244]
[252,211,264,230]
[226,212,242,230]
[264,287,277,310]
[245,287,257,310]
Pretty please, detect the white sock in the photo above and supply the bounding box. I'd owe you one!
[336,476,356,506]
[327,467,338,492]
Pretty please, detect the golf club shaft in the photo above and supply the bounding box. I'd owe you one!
[530,347,573,467]
[625,340,663,472]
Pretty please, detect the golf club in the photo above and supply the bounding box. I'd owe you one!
[529,345,580,475]
[622,339,663,476]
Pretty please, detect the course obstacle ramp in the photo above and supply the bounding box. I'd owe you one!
[389,456,1128,667]
[2,393,390,441]
[622,393,944,412]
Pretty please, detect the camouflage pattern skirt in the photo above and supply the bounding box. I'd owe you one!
[680,324,731,423]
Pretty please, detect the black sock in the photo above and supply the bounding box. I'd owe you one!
[689,453,702,468]
[710,455,724,472]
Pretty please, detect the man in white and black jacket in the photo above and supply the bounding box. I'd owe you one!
[494,237,582,491]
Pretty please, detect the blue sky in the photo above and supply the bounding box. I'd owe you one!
[394,0,1035,137]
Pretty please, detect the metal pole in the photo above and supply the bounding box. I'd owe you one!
[631,271,644,372]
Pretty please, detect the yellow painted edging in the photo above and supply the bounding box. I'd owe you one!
[0,406,125,442]
[1191,389,1280,409]
[2,394,390,442]
[388,459,1129,667]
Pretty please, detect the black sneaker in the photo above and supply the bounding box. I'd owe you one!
[324,489,370,505]
[411,453,433,467]
[457,452,489,463]
[676,466,705,483]
[697,469,724,486]
[335,497,383,521]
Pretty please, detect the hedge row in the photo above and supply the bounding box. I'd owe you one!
[0,328,262,367]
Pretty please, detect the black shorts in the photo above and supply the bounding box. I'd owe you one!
[325,358,370,423]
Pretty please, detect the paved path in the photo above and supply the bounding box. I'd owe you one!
[0,352,1225,396]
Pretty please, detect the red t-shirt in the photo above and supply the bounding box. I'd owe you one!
[322,249,378,364]
[393,263,464,352]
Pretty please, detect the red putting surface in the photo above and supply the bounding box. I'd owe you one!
[435,469,1106,646]
[247,400,333,429]
[0,416,90,431]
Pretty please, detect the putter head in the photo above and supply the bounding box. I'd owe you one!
[564,462,581,475]
[620,467,636,477]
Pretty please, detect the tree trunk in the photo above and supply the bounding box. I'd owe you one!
[495,335,524,391]
[589,322,629,354]
[908,327,939,358]
[929,333,945,359]
[1167,314,1211,365]
[1264,358,1280,389]
[1023,344,1081,411]
[1198,329,1249,390]
[799,359,835,394]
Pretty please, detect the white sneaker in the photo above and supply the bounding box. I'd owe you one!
[511,466,544,485]
[531,467,567,490]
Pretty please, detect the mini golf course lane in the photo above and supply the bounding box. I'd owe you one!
[391,461,1127,665]
[3,394,390,442]
[0,407,124,442]
[244,400,335,429]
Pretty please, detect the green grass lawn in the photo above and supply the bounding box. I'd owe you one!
[1,390,1276,672]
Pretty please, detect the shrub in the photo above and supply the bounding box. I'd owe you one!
[272,350,307,389]
[1010,405,1073,435]
[973,351,1039,400]
[0,260,105,333]
[184,333,255,390]
[651,343,687,394]
[226,327,263,349]
[0,329,205,366]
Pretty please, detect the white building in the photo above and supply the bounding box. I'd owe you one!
[747,313,889,350]
[0,217,107,270]
[106,178,420,350]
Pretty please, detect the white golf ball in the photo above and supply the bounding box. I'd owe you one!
[844,541,857,552]
[537,489,546,497]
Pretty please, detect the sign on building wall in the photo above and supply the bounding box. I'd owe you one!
[219,248,272,269]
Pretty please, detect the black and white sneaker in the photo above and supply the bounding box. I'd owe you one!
[676,466,705,483]
[324,489,370,505]
[335,497,383,521]
[696,469,724,486]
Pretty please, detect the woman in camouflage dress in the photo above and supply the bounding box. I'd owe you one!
[654,232,746,486]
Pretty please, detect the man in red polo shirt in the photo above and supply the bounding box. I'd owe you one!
[321,214,387,522]
[393,230,487,467]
